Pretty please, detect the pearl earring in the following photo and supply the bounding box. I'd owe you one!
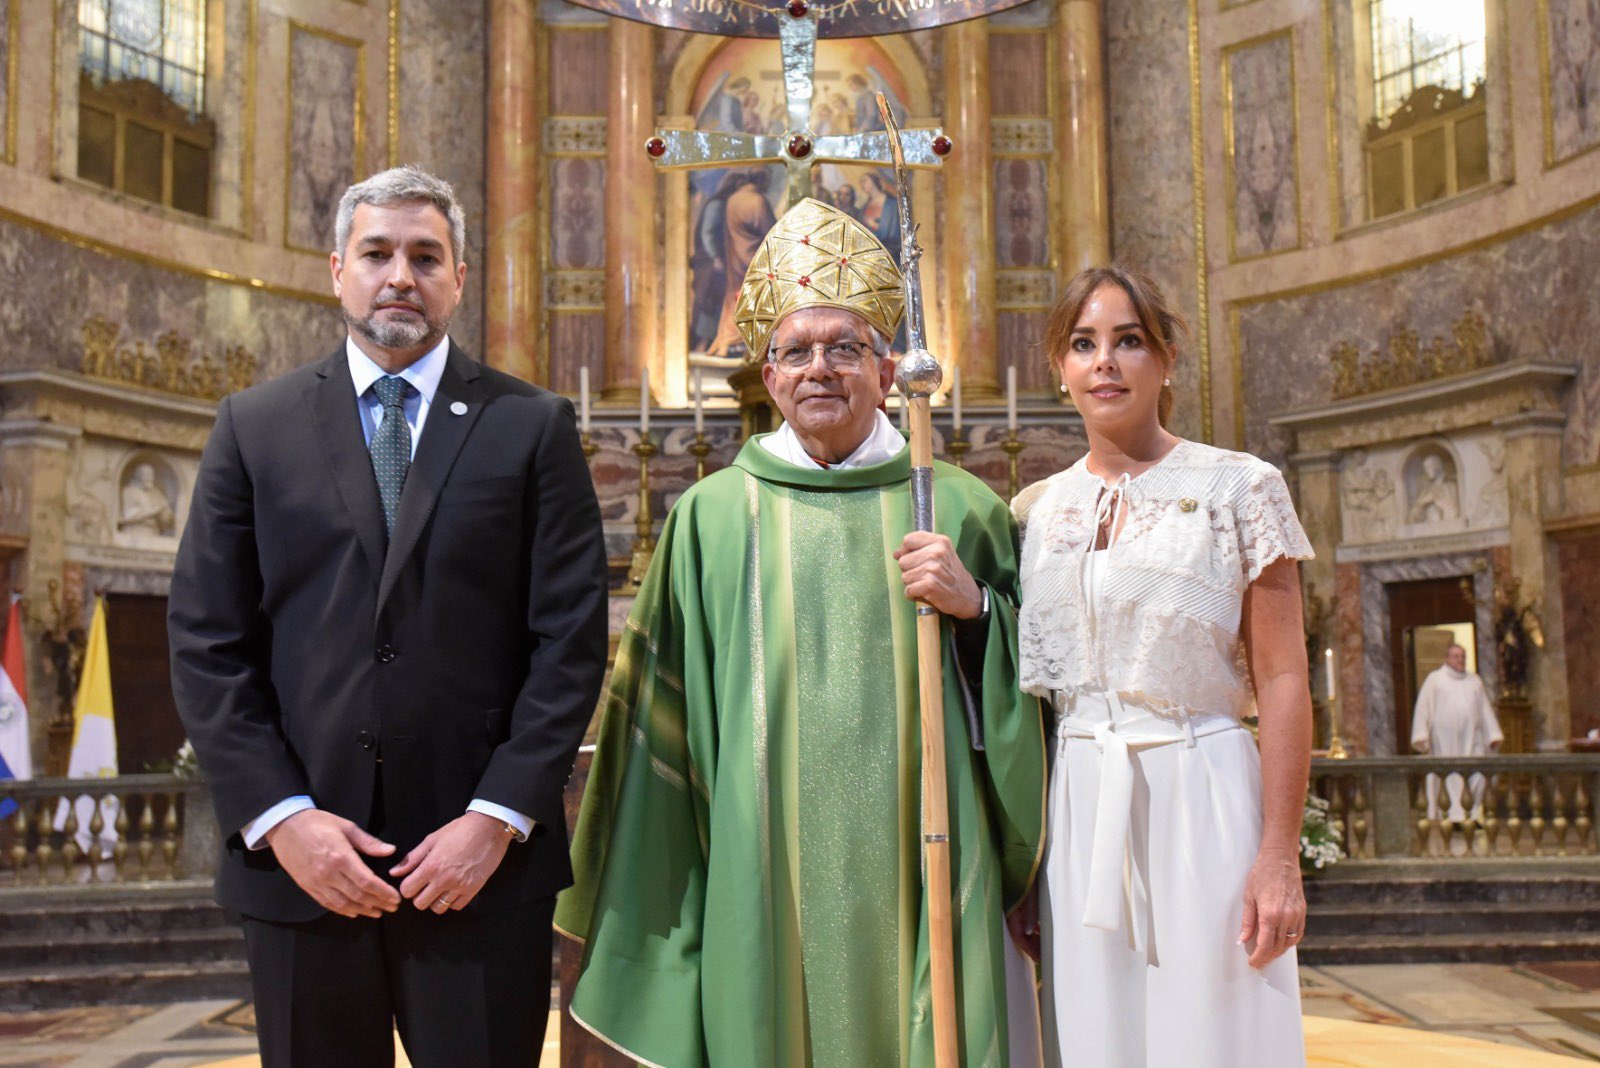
[1163,377,1171,387]
[1059,383,1068,393]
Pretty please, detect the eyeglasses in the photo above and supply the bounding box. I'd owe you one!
[768,340,876,376]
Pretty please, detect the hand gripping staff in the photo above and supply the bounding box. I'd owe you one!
[877,91,959,1068]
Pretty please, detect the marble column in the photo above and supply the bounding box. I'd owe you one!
[1053,0,1110,277]
[0,424,79,775]
[942,20,999,399]
[602,17,659,403]
[485,0,542,382]
[1496,411,1571,748]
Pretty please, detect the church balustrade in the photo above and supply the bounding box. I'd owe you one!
[1312,755,1600,862]
[0,775,216,888]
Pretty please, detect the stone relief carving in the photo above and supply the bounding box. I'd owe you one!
[1339,432,1509,547]
[1403,445,1461,526]
[66,445,191,553]
[1340,450,1397,543]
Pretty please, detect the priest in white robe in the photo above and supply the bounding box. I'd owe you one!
[1411,643,1503,822]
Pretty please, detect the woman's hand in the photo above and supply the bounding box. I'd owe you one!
[1006,883,1041,962]
[1238,846,1305,969]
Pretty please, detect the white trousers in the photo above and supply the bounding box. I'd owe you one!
[1040,693,1305,1068]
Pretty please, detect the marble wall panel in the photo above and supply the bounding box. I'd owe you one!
[1236,202,1600,469]
[0,217,336,381]
[285,26,361,255]
[398,0,488,357]
[549,28,609,115]
[998,310,1052,392]
[1557,531,1600,738]
[988,33,1046,114]
[547,312,604,394]
[1225,32,1298,260]
[1106,0,1202,443]
[1,0,11,161]
[994,159,1050,267]
[1543,0,1600,164]
[551,158,606,269]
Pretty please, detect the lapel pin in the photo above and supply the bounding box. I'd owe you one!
[449,401,468,416]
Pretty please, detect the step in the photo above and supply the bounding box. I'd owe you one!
[1296,930,1600,966]
[0,959,253,1011]
[1308,900,1600,937]
[0,888,232,940]
[1305,875,1600,907]
[0,926,246,969]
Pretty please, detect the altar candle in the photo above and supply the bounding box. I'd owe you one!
[640,367,650,436]
[952,367,963,434]
[693,367,704,435]
[1006,365,1018,431]
[579,366,591,434]
[1324,647,1336,702]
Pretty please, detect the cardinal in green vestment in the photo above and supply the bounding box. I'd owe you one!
[554,199,1046,1068]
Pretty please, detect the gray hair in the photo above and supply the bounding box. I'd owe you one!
[334,164,466,265]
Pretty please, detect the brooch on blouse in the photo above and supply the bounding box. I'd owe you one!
[1179,498,1198,513]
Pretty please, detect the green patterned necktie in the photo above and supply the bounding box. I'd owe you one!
[369,375,414,536]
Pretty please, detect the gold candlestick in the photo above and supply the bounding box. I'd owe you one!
[580,431,599,461]
[946,429,971,469]
[688,431,712,481]
[1327,693,1349,759]
[1000,429,1025,500]
[623,436,657,593]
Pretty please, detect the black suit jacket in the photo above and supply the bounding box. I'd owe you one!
[169,342,609,923]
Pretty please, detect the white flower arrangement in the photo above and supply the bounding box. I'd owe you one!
[1299,793,1343,873]
[172,739,200,780]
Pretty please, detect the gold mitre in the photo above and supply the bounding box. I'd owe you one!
[734,197,905,362]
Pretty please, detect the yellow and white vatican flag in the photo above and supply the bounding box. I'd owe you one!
[55,598,119,859]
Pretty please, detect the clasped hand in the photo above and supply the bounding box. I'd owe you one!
[266,809,512,919]
[894,531,983,619]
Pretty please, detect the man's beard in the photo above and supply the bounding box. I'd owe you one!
[346,295,449,352]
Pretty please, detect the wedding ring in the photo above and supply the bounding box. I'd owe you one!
[440,895,456,905]
[1286,931,1300,938]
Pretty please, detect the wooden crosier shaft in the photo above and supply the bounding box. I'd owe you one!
[909,391,959,1068]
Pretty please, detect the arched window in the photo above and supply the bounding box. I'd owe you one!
[76,1,215,216]
[1365,1,1490,217]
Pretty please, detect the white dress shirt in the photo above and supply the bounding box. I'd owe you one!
[241,335,534,849]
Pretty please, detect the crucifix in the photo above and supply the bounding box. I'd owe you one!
[643,1,953,208]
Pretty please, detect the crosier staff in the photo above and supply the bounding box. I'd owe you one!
[878,90,959,1068]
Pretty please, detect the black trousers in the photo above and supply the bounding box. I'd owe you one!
[241,895,556,1068]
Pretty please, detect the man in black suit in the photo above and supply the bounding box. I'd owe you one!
[169,165,608,1067]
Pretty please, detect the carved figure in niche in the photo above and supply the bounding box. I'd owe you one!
[1494,577,1545,699]
[1404,449,1461,525]
[118,461,175,537]
[1340,450,1397,541]
[1550,0,1600,159]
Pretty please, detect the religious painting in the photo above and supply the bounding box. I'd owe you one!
[285,23,362,254]
[1541,0,1600,164]
[1223,32,1299,261]
[686,37,912,358]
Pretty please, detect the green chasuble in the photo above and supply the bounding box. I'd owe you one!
[554,436,1046,1068]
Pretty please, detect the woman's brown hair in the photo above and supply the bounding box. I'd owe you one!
[1042,264,1190,428]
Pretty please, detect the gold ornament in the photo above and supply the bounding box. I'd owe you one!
[734,197,905,363]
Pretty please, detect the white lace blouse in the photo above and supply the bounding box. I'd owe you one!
[1014,439,1313,721]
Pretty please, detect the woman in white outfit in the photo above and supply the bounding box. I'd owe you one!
[1010,265,1314,1067]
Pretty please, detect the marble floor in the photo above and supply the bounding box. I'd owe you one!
[1,962,1598,1066]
